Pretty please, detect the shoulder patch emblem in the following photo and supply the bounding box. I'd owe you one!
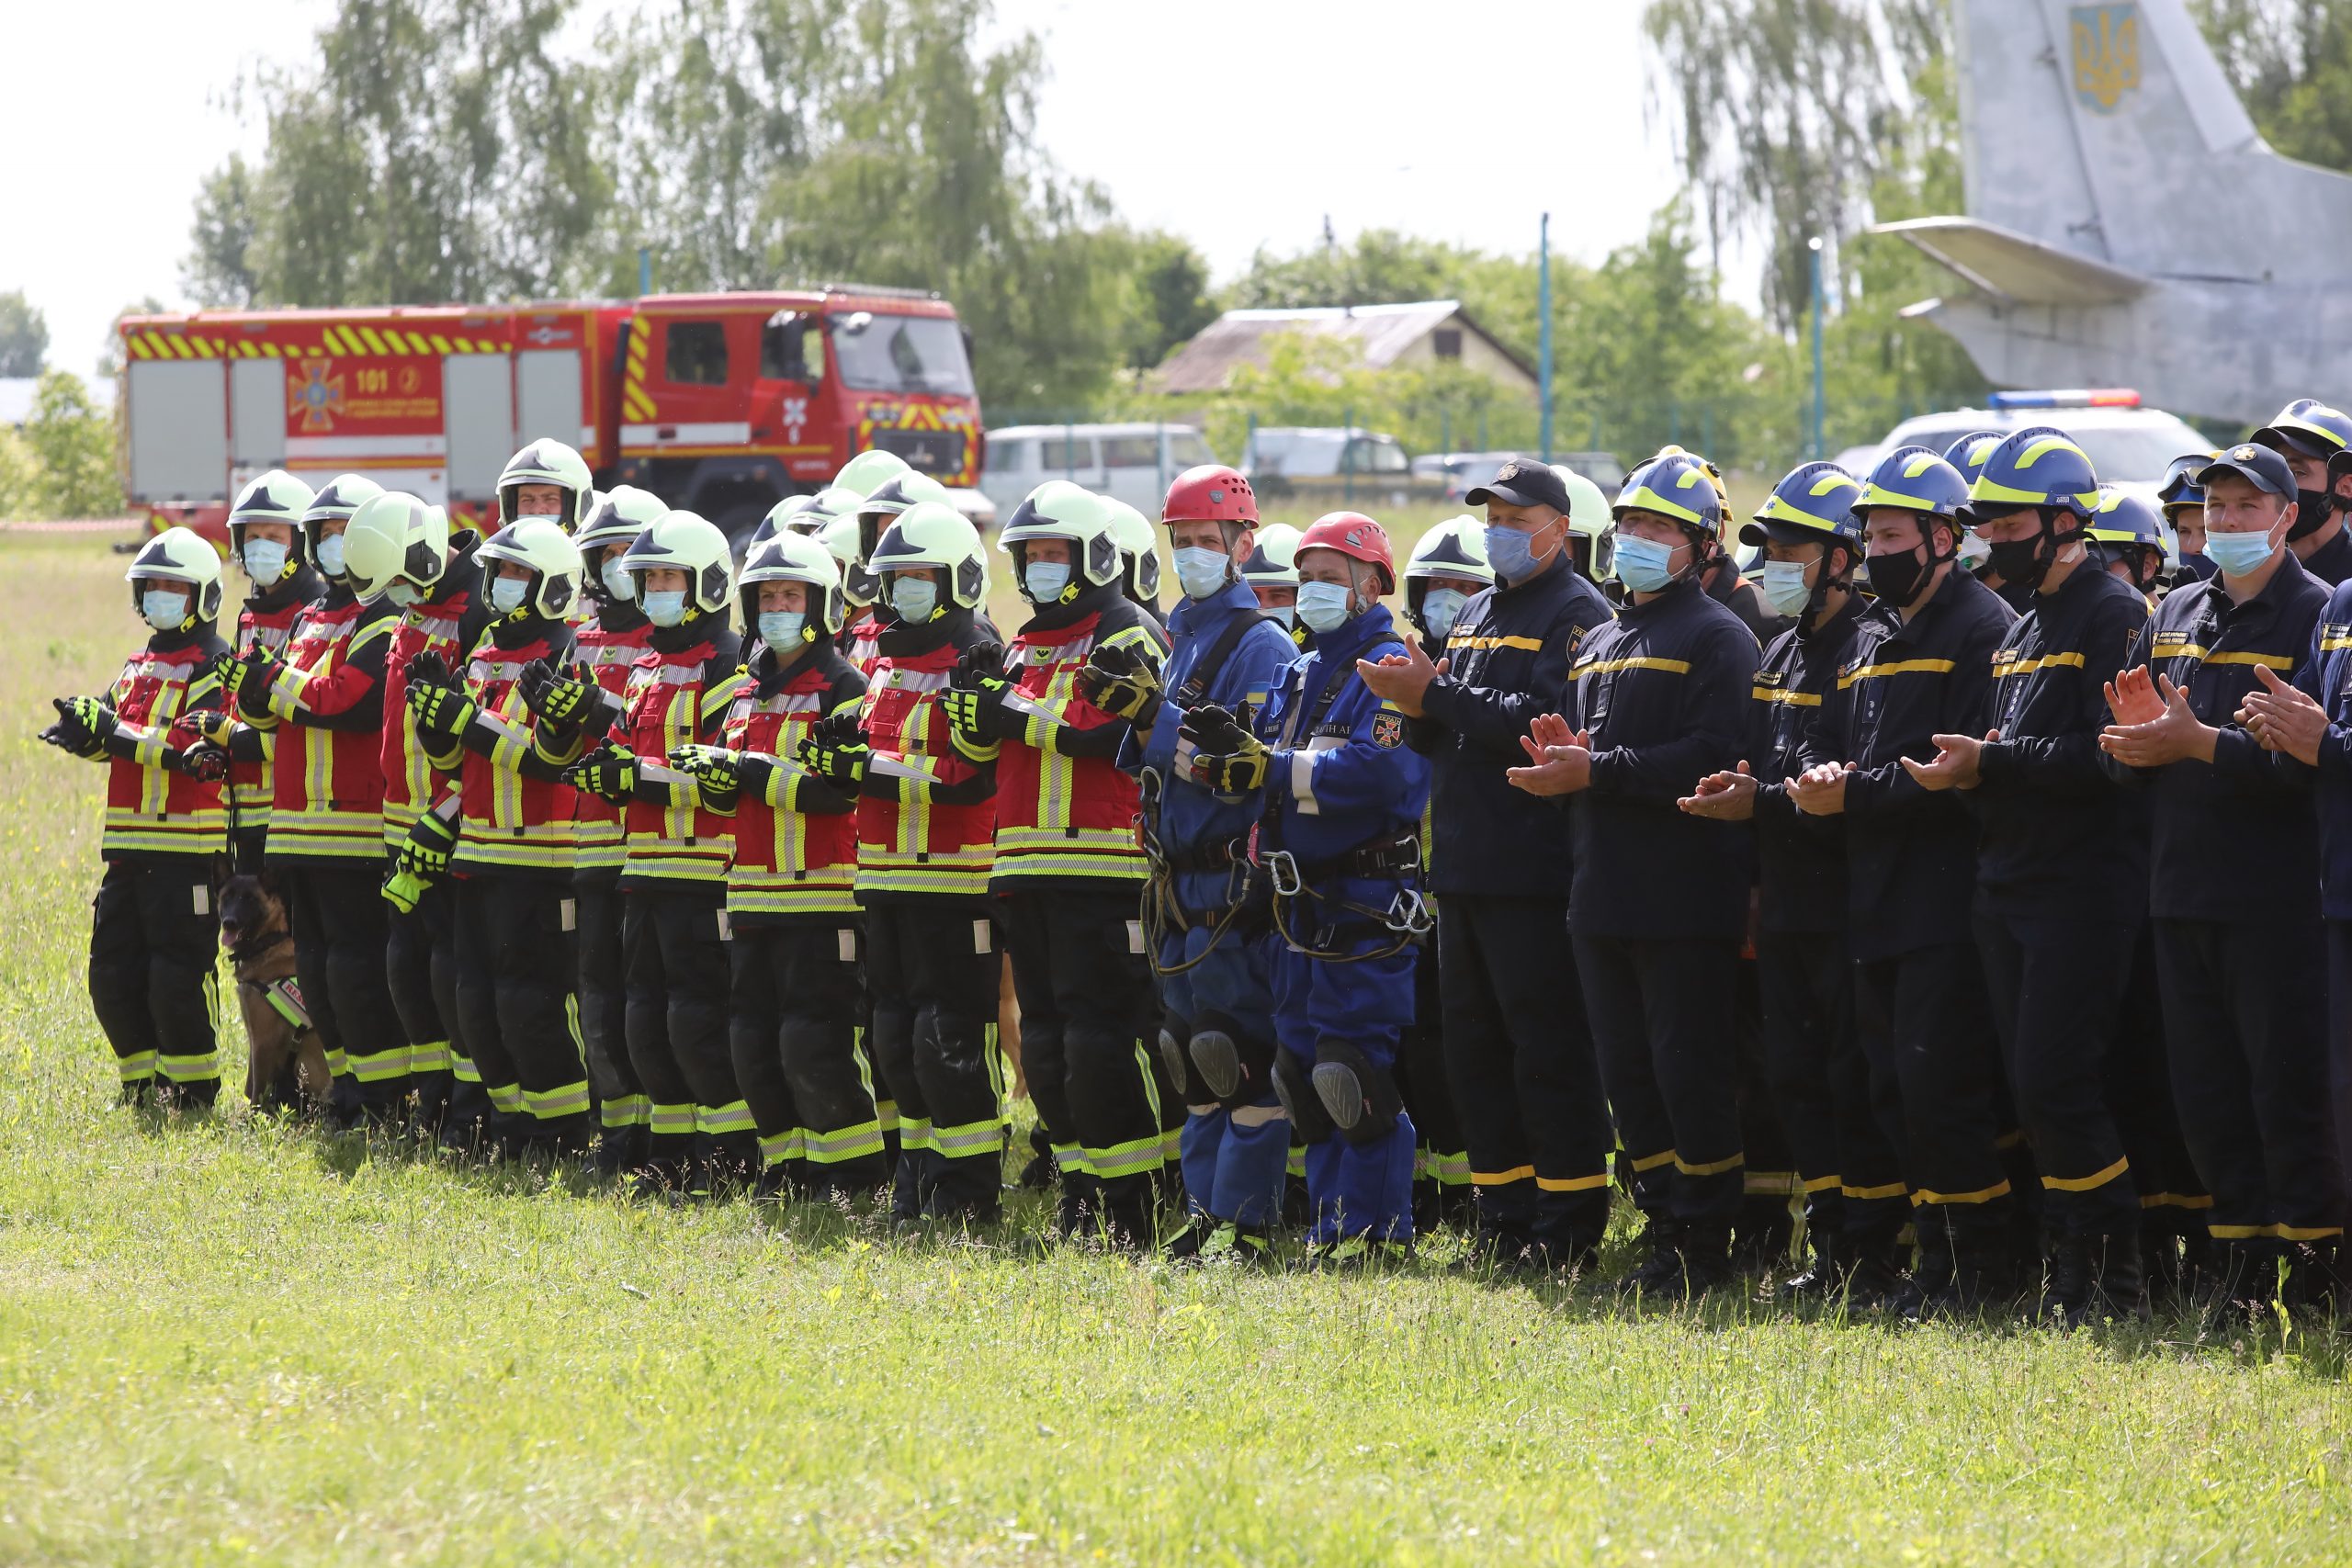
[1371,711,1403,749]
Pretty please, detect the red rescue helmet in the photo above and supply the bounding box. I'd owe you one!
[1161,464,1258,526]
[1296,511,1396,596]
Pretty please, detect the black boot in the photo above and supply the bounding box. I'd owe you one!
[1782,1224,1846,1300]
[2197,1237,2279,1325]
[594,1124,650,1180]
[1621,1222,1733,1299]
[1164,1213,1217,1262]
[2041,1230,2149,1328]
[1732,1197,1794,1280]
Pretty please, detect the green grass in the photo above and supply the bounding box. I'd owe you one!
[4,530,2351,1565]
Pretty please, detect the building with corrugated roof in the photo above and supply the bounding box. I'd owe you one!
[1154,299,1537,397]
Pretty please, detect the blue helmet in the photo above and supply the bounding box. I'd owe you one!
[1859,445,1972,521]
[2252,400,2352,464]
[1614,452,1724,536]
[2157,451,2213,511]
[1941,430,2005,490]
[1739,461,1863,549]
[1968,425,2101,522]
[2085,485,2165,548]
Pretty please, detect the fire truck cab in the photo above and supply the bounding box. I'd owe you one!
[118,284,984,547]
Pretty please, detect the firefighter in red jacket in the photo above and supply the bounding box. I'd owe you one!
[805,501,1005,1225]
[561,484,665,1176]
[400,519,594,1156]
[546,512,750,1191]
[673,531,883,1201]
[347,489,489,1139]
[201,470,322,873]
[946,480,1171,1244]
[232,475,411,1125]
[46,527,232,1108]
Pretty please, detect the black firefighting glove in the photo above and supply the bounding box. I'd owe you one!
[518,658,599,725]
[1078,641,1162,728]
[562,742,639,806]
[406,677,478,750]
[799,711,869,788]
[1178,702,1270,794]
[180,741,231,784]
[235,645,288,718]
[396,807,458,881]
[669,743,751,815]
[944,640,1016,743]
[404,649,455,691]
[40,696,111,759]
[190,707,240,748]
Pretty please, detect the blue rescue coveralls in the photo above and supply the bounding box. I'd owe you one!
[1126,581,1299,1227]
[1252,604,1432,1244]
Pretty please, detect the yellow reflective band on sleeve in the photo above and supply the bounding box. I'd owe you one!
[1447,634,1545,652]
[1536,1170,1611,1191]
[1838,659,1957,689]
[647,1102,695,1136]
[1472,1164,1536,1187]
[2041,1155,2130,1192]
[600,1094,650,1131]
[523,1081,592,1122]
[697,1100,756,1136]
[1991,650,2086,679]
[2201,649,2297,669]
[1752,686,1823,706]
[115,1050,159,1081]
[1575,656,1692,678]
[1911,1179,2013,1205]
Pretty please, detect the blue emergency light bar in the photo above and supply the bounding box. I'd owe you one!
[1985,389,2142,410]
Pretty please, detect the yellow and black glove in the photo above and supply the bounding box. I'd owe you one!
[1079,641,1162,728]
[1179,702,1270,793]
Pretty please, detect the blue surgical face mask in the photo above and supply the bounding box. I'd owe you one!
[1023,560,1071,604]
[139,587,189,630]
[1760,559,1815,618]
[242,538,288,583]
[2202,527,2277,578]
[1262,603,1295,629]
[1484,519,1559,586]
[758,609,807,649]
[489,575,529,615]
[1174,546,1231,601]
[385,581,424,609]
[600,558,638,603]
[889,576,938,624]
[1419,587,1468,643]
[314,532,346,578]
[1612,534,1680,594]
[1295,580,1353,634]
[641,589,688,627]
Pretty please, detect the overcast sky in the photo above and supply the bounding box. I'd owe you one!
[3,0,1687,380]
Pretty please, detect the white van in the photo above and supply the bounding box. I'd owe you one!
[980,423,1219,515]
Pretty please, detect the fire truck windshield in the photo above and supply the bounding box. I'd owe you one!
[829,312,975,397]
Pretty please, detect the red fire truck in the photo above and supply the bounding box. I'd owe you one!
[118,285,984,544]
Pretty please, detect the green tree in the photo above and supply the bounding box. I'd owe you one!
[186,0,613,306]
[1117,230,1218,373]
[22,371,121,520]
[1227,228,1469,311]
[2198,0,2352,169]
[0,290,48,378]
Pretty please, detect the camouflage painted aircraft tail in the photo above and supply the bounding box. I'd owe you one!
[1879,0,2352,423]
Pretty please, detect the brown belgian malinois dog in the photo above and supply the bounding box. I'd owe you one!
[214,862,330,1111]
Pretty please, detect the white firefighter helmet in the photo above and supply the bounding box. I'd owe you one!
[999,479,1124,595]
[740,529,847,640]
[476,517,587,621]
[833,447,912,499]
[125,525,225,626]
[227,469,317,566]
[619,509,733,616]
[871,501,989,610]
[819,512,876,609]
[855,469,956,564]
[1241,521,1304,590]
[341,491,451,604]
[1550,465,1614,579]
[1102,497,1162,602]
[497,439,594,530]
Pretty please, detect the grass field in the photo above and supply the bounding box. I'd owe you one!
[5,528,2351,1565]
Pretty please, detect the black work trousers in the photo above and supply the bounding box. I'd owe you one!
[454,874,588,1143]
[2327,920,2352,1230]
[622,883,747,1175]
[2155,917,2343,1245]
[1974,912,2140,1237]
[1000,886,1162,1228]
[1575,933,1744,1227]
[865,894,1005,1222]
[2109,922,2208,1235]
[728,917,886,1195]
[1853,942,2012,1247]
[1755,927,1905,1246]
[386,874,463,1120]
[1442,896,1611,1255]
[576,874,639,1140]
[281,861,409,1111]
[88,858,221,1099]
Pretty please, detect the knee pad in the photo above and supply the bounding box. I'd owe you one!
[1157,1013,1197,1099]
[1190,1012,1275,1111]
[1311,1041,1401,1147]
[1270,1047,1332,1144]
